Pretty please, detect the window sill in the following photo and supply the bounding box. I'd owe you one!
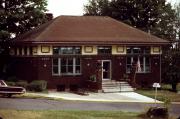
[126,72,151,74]
[52,74,82,77]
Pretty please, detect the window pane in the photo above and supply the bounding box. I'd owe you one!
[67,58,73,65]
[127,47,131,54]
[133,47,141,54]
[67,66,73,73]
[139,57,143,65]
[61,66,66,73]
[145,65,150,72]
[74,47,81,54]
[98,46,111,54]
[75,66,81,73]
[127,57,131,64]
[53,66,58,74]
[53,47,59,54]
[53,58,58,65]
[60,47,73,54]
[76,58,80,65]
[59,57,81,75]
[145,57,150,72]
[61,58,66,66]
[144,47,150,54]
[126,65,131,73]
[145,57,150,65]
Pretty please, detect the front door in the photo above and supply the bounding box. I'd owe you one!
[102,60,111,80]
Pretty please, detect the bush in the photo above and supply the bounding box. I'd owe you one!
[27,80,47,92]
[7,76,18,82]
[146,107,168,119]
[6,81,16,86]
[16,80,28,88]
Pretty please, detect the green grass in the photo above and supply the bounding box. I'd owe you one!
[0,110,177,119]
[136,83,180,102]
[0,110,142,119]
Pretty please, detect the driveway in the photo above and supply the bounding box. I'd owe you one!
[0,98,180,117]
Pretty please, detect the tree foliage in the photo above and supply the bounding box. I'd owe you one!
[0,0,49,78]
[175,2,180,40]
[0,0,48,42]
[84,0,176,41]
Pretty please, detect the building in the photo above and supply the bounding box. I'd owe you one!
[10,16,169,92]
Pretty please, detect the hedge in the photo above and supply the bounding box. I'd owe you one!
[27,80,47,92]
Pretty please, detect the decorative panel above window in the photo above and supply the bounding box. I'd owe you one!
[151,46,161,55]
[84,46,93,53]
[112,45,126,55]
[41,46,50,53]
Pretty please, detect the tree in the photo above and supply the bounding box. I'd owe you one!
[0,0,48,40]
[84,0,111,16]
[162,48,180,92]
[0,0,49,78]
[84,0,176,41]
[175,2,180,40]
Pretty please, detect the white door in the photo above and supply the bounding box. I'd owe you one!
[102,60,111,80]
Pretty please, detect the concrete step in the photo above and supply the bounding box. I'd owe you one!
[102,83,130,87]
[102,80,134,93]
[102,85,134,89]
[103,88,134,93]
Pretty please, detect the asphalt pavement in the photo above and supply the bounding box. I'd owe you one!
[0,97,179,117]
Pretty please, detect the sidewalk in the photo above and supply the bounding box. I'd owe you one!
[28,91,162,103]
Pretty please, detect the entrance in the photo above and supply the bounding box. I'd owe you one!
[102,60,111,80]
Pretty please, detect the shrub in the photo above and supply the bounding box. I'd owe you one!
[89,75,96,82]
[6,81,16,86]
[16,80,28,88]
[7,76,18,82]
[146,107,168,119]
[27,80,47,92]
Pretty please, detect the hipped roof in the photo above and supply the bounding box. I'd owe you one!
[15,16,169,45]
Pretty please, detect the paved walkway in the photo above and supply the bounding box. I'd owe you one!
[28,91,162,103]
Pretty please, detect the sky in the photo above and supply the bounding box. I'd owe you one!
[47,0,179,18]
[47,0,88,17]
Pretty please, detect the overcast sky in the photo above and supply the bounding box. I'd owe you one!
[47,0,88,17]
[47,0,179,18]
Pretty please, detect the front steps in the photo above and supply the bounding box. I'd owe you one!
[102,80,134,93]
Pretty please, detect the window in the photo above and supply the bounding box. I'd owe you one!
[53,46,81,55]
[126,56,150,73]
[52,58,81,76]
[127,46,150,54]
[126,47,150,73]
[52,58,59,74]
[98,46,111,54]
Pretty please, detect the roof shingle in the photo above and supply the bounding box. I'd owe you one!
[15,16,169,44]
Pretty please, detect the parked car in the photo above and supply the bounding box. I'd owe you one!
[0,80,26,97]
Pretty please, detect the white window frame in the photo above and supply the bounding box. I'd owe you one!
[52,58,81,76]
[126,56,150,73]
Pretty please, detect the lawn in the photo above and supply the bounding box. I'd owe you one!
[0,110,142,119]
[136,83,180,102]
